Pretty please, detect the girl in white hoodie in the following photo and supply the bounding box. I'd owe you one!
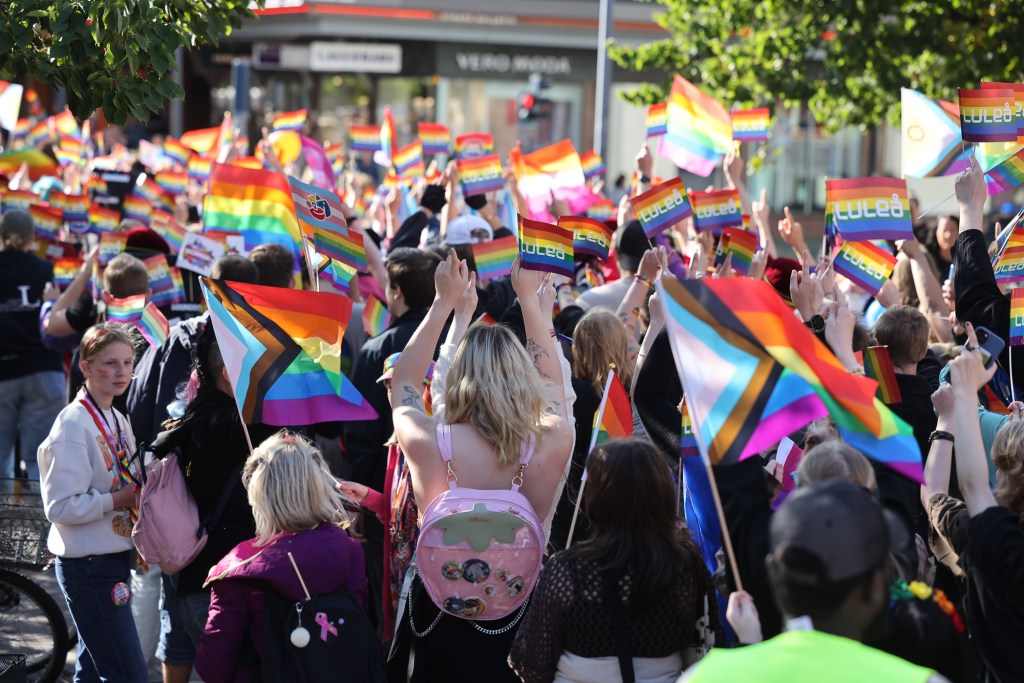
[38,322,147,682]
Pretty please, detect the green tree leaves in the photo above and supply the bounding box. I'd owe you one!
[0,0,258,125]
[610,0,1024,131]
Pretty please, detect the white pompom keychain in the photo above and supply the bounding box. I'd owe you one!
[287,552,312,648]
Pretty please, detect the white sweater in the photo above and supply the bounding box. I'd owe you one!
[37,400,139,558]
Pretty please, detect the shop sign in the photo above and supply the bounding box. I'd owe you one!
[309,42,402,73]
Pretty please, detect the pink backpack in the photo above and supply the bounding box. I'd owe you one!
[415,424,544,622]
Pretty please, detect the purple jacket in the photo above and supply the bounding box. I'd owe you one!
[195,523,367,683]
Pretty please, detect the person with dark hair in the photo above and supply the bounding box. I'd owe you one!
[388,183,448,251]
[125,254,259,683]
[156,323,276,681]
[685,480,943,682]
[247,242,294,289]
[510,439,717,682]
[342,246,442,628]
[0,209,64,479]
[576,220,650,312]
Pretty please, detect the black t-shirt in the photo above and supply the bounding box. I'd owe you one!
[961,505,1024,683]
[0,251,61,379]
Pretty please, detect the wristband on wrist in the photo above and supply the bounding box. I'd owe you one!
[929,430,955,444]
[634,274,653,289]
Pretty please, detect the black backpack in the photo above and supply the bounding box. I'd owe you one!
[259,586,387,683]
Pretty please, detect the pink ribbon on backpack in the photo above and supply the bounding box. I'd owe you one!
[315,612,338,641]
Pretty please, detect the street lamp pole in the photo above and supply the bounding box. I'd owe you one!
[593,0,614,158]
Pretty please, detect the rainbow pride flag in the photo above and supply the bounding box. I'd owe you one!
[825,177,913,241]
[659,75,732,177]
[289,176,367,272]
[985,147,1024,194]
[518,214,574,278]
[509,139,596,220]
[155,171,189,195]
[959,88,1018,143]
[393,141,425,180]
[646,102,668,137]
[199,277,377,425]
[27,120,50,146]
[203,163,302,253]
[53,258,82,286]
[457,153,504,197]
[145,255,179,307]
[592,370,633,447]
[630,178,693,238]
[690,188,743,233]
[188,156,213,183]
[0,148,58,179]
[833,240,897,296]
[272,109,307,133]
[714,227,758,275]
[561,216,613,262]
[980,81,1024,142]
[151,212,188,254]
[215,113,235,159]
[163,138,193,167]
[418,123,451,155]
[586,199,616,222]
[472,235,518,280]
[580,151,606,180]
[379,107,397,166]
[311,221,366,273]
[680,397,699,457]
[60,193,89,234]
[54,147,80,168]
[362,296,392,337]
[732,108,771,142]
[3,190,37,212]
[11,117,31,140]
[98,232,127,267]
[180,126,220,156]
[89,205,120,233]
[106,294,146,323]
[863,346,902,404]
[30,204,63,239]
[136,301,170,346]
[318,259,357,296]
[122,195,152,223]
[325,142,345,178]
[454,133,494,160]
[1011,288,1024,346]
[349,124,381,153]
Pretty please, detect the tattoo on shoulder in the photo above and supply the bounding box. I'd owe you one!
[526,338,553,380]
[545,400,561,416]
[400,385,425,412]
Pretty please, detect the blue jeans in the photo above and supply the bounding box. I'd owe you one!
[0,371,65,478]
[177,590,212,649]
[55,551,148,683]
[156,572,196,665]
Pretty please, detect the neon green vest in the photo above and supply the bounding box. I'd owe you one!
[687,630,934,682]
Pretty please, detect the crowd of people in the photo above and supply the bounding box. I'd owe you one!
[1,104,1023,683]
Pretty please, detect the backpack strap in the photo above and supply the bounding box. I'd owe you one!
[434,423,458,490]
[510,434,537,493]
[196,466,244,539]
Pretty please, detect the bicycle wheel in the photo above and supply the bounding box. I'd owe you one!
[0,567,69,683]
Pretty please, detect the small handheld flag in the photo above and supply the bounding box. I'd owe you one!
[457,153,504,197]
[690,188,743,234]
[53,258,83,286]
[272,109,307,133]
[825,177,913,242]
[561,216,613,262]
[98,232,127,267]
[586,200,616,222]
[832,240,897,296]
[349,124,382,153]
[393,141,425,180]
[418,123,451,156]
[985,147,1024,194]
[630,178,693,238]
[714,227,759,276]
[1011,289,1024,346]
[732,108,771,142]
[518,215,574,278]
[580,151,606,180]
[362,296,392,337]
[454,133,494,160]
[472,235,518,280]
[30,204,63,240]
[862,346,902,404]
[107,295,171,346]
[959,88,1019,143]
[646,103,668,137]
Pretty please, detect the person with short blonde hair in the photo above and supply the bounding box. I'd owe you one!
[243,431,354,544]
[195,431,367,682]
[797,441,877,493]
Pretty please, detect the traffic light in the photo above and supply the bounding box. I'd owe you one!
[518,92,538,121]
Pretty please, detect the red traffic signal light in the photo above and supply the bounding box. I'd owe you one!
[521,93,535,109]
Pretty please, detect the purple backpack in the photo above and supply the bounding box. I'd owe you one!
[414,424,544,622]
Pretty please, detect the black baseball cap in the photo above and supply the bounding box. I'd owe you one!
[614,220,649,273]
[768,479,890,585]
